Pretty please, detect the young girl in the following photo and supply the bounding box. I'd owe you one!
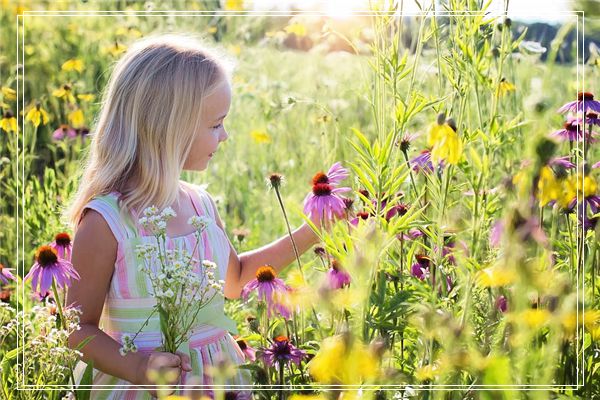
[66,34,321,399]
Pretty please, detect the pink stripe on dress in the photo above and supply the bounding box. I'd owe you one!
[115,244,132,298]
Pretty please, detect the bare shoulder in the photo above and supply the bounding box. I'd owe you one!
[73,209,117,267]
[68,209,118,325]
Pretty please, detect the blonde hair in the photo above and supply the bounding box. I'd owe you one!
[64,33,232,229]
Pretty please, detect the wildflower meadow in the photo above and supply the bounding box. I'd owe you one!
[1,0,599,399]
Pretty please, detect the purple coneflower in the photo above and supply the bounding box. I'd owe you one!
[325,260,351,290]
[586,111,600,127]
[558,92,600,114]
[321,162,350,186]
[50,232,73,261]
[52,124,77,140]
[593,161,600,169]
[303,181,351,221]
[410,254,431,280]
[549,156,576,170]
[25,245,80,294]
[350,211,370,226]
[496,295,508,313]
[410,149,442,173]
[551,118,585,141]
[398,132,418,153]
[262,336,306,367]
[385,203,409,221]
[236,338,257,362]
[578,195,600,231]
[241,265,291,318]
[489,220,504,248]
[397,228,424,241]
[0,264,16,285]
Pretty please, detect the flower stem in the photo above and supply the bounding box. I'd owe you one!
[51,279,66,330]
[273,186,304,278]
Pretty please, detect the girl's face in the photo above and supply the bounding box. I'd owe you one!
[183,80,231,171]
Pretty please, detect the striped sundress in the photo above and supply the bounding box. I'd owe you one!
[73,181,251,399]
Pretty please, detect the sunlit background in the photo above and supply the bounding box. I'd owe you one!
[252,0,576,23]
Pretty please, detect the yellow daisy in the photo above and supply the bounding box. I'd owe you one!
[2,87,16,101]
[0,111,18,133]
[61,59,84,73]
[428,115,462,165]
[25,103,49,127]
[53,84,76,103]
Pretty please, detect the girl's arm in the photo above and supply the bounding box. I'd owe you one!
[66,210,149,384]
[208,197,321,299]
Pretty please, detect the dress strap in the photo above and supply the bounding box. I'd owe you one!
[79,193,138,241]
[181,182,213,220]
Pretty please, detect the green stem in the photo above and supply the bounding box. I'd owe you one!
[274,186,303,278]
[51,279,66,331]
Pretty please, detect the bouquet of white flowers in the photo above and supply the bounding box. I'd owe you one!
[120,206,224,355]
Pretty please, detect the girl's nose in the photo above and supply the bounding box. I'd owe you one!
[219,129,229,142]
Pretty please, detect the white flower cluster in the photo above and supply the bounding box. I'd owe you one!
[0,302,85,391]
[119,334,138,356]
[138,206,176,236]
[188,215,211,232]
[122,206,227,355]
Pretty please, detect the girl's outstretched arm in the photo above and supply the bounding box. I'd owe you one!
[207,196,321,299]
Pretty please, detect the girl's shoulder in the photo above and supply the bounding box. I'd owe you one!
[179,180,219,219]
[78,191,136,242]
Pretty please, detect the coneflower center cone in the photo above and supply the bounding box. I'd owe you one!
[55,232,71,246]
[256,266,276,282]
[312,183,333,196]
[36,246,58,266]
[312,172,329,185]
[578,92,594,101]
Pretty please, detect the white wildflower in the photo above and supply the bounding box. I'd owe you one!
[189,215,211,231]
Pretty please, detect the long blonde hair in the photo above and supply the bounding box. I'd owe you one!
[64,34,232,229]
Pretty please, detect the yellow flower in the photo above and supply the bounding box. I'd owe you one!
[250,130,272,144]
[77,94,96,102]
[415,363,439,381]
[557,172,597,209]
[25,103,49,127]
[475,266,516,288]
[224,0,244,11]
[428,118,462,165]
[562,310,600,334]
[520,309,551,329]
[577,174,598,197]
[68,108,85,128]
[207,26,218,34]
[103,41,127,57]
[115,26,142,38]
[53,85,76,103]
[559,174,577,208]
[285,22,308,37]
[0,111,17,133]
[537,166,562,207]
[308,335,379,384]
[227,44,241,56]
[289,395,326,400]
[2,87,16,101]
[61,59,84,73]
[497,78,516,97]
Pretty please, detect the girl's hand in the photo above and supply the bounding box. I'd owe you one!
[136,350,192,398]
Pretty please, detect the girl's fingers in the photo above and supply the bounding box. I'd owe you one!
[175,351,193,371]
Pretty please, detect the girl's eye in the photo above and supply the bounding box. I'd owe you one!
[212,123,223,130]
